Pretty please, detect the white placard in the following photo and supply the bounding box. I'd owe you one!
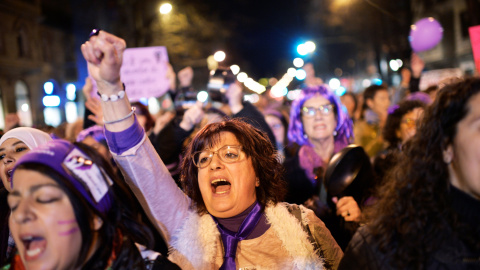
[120,46,170,101]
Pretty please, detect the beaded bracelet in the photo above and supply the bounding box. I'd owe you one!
[97,83,126,102]
[103,107,136,125]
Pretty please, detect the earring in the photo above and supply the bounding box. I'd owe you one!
[444,156,452,164]
[333,130,337,136]
[303,133,308,139]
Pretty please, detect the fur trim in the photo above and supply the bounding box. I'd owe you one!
[169,211,219,269]
[168,204,324,269]
[265,203,324,269]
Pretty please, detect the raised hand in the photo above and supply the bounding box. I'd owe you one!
[179,101,204,131]
[332,196,361,222]
[411,53,425,78]
[80,30,126,94]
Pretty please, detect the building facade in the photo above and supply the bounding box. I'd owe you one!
[0,0,76,129]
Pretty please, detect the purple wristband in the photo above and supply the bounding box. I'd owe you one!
[104,115,144,155]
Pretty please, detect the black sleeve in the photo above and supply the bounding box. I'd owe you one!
[83,106,97,129]
[338,226,386,270]
[409,77,420,93]
[232,102,277,149]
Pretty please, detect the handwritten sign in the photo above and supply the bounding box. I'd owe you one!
[120,46,170,101]
[469,26,480,72]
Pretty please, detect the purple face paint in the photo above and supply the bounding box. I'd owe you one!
[57,219,77,225]
[59,227,79,236]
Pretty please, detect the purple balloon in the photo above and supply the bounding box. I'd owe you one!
[409,17,444,52]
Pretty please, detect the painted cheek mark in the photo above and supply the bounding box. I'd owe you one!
[59,227,79,236]
[57,219,77,225]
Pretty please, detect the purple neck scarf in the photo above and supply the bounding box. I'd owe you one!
[212,201,263,270]
[299,140,347,183]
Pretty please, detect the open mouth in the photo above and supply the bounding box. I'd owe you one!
[6,170,12,182]
[21,235,46,260]
[211,179,231,194]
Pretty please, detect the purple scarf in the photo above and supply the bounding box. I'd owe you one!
[212,201,264,270]
[299,140,347,183]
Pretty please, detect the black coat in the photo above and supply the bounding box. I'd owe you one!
[339,186,480,269]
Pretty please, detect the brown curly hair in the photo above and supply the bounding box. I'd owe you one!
[364,77,480,268]
[180,118,287,215]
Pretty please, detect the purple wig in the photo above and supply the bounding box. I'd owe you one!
[288,85,353,146]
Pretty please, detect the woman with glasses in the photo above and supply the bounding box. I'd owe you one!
[81,30,343,269]
[285,85,368,250]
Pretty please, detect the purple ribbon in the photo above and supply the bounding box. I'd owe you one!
[212,202,263,270]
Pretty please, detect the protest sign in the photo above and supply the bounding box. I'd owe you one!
[120,46,170,101]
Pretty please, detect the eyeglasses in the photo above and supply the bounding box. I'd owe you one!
[401,118,417,129]
[301,104,334,117]
[192,145,243,168]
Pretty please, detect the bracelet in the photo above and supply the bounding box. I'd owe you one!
[103,107,136,125]
[97,83,126,102]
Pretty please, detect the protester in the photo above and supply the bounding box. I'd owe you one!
[285,85,370,250]
[6,140,179,269]
[340,92,358,122]
[373,99,426,187]
[285,85,354,206]
[354,84,391,157]
[82,30,343,269]
[340,77,480,269]
[0,127,52,265]
[264,108,291,162]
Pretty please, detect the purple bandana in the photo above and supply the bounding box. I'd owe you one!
[299,140,347,183]
[12,139,113,215]
[212,201,263,270]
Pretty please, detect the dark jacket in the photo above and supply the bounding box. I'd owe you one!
[339,186,480,269]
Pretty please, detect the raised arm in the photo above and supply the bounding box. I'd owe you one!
[80,30,190,241]
[80,30,133,132]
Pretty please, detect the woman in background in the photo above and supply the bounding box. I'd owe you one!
[0,127,52,265]
[340,78,480,269]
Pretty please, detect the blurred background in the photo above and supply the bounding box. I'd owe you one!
[0,0,478,128]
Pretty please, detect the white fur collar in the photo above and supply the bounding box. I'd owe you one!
[169,203,324,270]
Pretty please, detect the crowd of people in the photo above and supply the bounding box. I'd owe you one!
[0,29,478,269]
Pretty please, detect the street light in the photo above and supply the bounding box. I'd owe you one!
[304,41,316,53]
[293,58,304,68]
[214,51,226,62]
[159,3,172,14]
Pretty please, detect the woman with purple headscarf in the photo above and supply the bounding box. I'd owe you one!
[284,85,365,249]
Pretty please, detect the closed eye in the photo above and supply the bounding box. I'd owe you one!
[37,197,60,204]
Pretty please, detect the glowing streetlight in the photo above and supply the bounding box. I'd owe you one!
[295,69,306,80]
[237,72,248,82]
[159,3,172,14]
[329,78,341,89]
[287,68,297,77]
[305,41,316,53]
[213,51,226,62]
[293,58,304,68]
[297,44,308,56]
[230,64,240,75]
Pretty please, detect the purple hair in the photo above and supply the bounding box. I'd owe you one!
[288,85,353,146]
